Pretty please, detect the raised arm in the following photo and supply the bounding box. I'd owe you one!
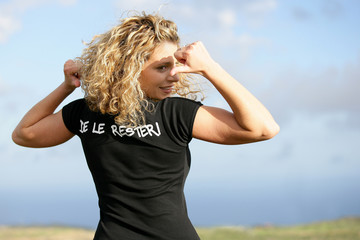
[171,41,279,145]
[12,60,81,148]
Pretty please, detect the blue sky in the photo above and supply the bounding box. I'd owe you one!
[1,0,360,228]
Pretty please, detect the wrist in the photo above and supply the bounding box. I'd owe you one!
[61,81,76,95]
[202,61,222,80]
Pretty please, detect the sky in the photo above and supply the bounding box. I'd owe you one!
[1,0,360,228]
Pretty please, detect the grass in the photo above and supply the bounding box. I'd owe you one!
[0,226,94,240]
[197,217,360,240]
[0,217,359,240]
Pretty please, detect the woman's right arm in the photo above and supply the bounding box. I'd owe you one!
[12,60,81,148]
[171,42,279,145]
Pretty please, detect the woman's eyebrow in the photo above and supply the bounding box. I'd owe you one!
[155,61,173,66]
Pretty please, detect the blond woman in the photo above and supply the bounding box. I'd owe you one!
[12,12,279,240]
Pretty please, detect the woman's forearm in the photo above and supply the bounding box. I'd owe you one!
[203,62,279,138]
[12,82,75,142]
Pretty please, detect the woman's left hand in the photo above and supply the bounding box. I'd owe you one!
[170,41,216,77]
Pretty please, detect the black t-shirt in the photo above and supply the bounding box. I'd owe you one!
[62,97,202,240]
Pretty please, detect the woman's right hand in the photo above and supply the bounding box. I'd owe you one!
[64,59,81,91]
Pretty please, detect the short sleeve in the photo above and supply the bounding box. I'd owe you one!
[160,97,202,145]
[62,98,87,135]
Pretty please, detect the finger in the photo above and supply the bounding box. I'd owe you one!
[74,60,83,70]
[173,51,185,63]
[73,79,81,88]
[173,48,188,63]
[170,65,191,76]
[64,59,81,72]
[64,60,75,74]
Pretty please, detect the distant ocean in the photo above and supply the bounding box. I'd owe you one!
[2,177,360,229]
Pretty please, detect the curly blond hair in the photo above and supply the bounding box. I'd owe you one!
[77,12,202,127]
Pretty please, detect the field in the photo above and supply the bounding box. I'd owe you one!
[197,217,360,240]
[0,217,359,240]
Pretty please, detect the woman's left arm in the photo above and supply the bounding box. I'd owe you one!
[171,41,279,145]
[12,60,81,148]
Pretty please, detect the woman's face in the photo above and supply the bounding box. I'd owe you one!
[139,41,179,100]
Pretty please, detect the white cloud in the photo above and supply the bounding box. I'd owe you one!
[0,0,78,44]
[243,0,277,14]
[240,0,277,27]
[114,0,167,13]
[217,9,237,28]
[113,0,278,29]
[0,15,21,43]
[1,0,47,13]
[260,53,360,127]
[206,30,271,65]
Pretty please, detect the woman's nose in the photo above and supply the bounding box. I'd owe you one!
[168,69,180,82]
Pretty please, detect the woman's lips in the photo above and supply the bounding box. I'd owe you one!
[160,86,174,93]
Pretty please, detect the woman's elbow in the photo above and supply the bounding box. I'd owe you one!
[12,128,34,147]
[12,129,23,146]
[261,122,280,140]
[229,123,280,145]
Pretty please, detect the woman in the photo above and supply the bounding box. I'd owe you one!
[12,12,279,240]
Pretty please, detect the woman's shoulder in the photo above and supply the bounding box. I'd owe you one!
[155,97,203,114]
[65,98,86,106]
[154,97,202,120]
[160,97,202,106]
[62,98,87,112]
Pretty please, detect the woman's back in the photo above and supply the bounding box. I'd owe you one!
[63,98,202,239]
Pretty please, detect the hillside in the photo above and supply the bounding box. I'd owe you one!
[0,217,359,240]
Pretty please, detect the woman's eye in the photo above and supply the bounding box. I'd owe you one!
[157,66,167,71]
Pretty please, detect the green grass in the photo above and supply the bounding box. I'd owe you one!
[0,226,94,240]
[197,217,360,240]
[0,217,359,240]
